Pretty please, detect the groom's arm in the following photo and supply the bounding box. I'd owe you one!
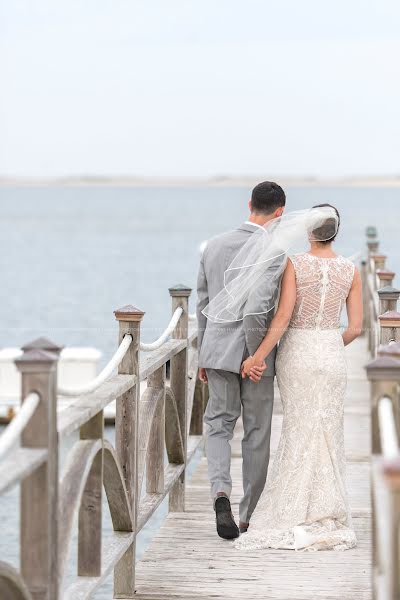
[243,254,287,355]
[196,253,209,352]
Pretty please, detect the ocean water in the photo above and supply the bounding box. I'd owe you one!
[0,185,399,362]
[0,184,399,597]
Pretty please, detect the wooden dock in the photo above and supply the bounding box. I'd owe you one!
[134,336,372,600]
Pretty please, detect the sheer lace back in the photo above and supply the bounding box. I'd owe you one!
[289,253,355,330]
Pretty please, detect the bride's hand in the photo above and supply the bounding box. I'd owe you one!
[249,363,266,382]
[241,356,266,382]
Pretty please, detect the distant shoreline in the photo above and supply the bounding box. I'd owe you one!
[1,175,400,188]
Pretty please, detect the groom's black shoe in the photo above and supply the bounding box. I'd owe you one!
[214,497,240,540]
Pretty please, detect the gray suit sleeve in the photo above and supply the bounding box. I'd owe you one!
[196,253,209,353]
[243,254,287,355]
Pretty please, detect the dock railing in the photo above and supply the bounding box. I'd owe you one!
[0,284,207,599]
[364,228,400,599]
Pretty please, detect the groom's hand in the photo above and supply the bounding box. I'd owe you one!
[198,368,208,384]
[241,357,253,379]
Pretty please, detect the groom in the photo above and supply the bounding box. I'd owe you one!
[196,181,286,539]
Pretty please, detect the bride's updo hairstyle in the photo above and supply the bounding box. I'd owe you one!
[311,203,340,244]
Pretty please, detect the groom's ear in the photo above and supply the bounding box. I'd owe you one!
[248,199,252,212]
[275,207,285,218]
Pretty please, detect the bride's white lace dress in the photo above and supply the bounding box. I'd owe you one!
[236,252,357,552]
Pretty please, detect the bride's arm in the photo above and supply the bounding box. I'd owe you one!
[241,260,297,380]
[342,268,363,346]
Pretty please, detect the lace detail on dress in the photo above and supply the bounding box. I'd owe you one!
[235,255,357,553]
[289,254,355,330]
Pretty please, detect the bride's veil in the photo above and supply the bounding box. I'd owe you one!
[202,206,339,324]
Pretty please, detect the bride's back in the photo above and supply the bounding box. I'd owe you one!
[289,253,355,330]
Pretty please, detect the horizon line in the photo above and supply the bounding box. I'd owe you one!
[1,174,400,188]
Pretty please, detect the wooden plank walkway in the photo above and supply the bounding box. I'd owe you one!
[135,336,372,600]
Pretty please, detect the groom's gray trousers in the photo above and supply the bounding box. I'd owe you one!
[196,221,284,524]
[204,369,274,524]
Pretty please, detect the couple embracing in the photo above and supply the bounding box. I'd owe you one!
[196,181,362,552]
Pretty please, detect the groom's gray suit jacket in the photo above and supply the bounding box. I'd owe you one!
[197,222,282,376]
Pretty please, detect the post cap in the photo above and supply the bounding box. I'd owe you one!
[21,336,64,355]
[378,310,400,325]
[168,284,192,298]
[15,348,58,373]
[370,253,387,261]
[367,240,379,252]
[114,305,145,322]
[366,226,378,238]
[378,341,400,359]
[377,286,400,298]
[365,355,400,380]
[376,269,395,279]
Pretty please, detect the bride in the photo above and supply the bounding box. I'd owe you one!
[234,203,363,552]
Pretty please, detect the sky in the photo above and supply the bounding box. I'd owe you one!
[1,0,400,178]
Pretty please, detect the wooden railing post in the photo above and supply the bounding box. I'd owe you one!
[379,311,400,345]
[366,227,379,352]
[377,269,396,288]
[20,337,63,411]
[366,226,379,257]
[168,284,191,512]
[78,412,104,577]
[371,254,387,272]
[361,259,369,335]
[146,365,166,494]
[190,379,205,437]
[15,343,60,600]
[113,304,144,598]
[366,351,400,598]
[366,354,400,454]
[189,333,208,436]
[378,342,400,360]
[378,286,400,314]
[191,381,209,436]
[368,296,375,354]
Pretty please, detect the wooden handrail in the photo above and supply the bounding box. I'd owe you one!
[57,374,136,437]
[0,285,207,599]
[139,338,186,380]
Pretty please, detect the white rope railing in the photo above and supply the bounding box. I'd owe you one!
[139,307,183,352]
[378,396,399,459]
[57,308,184,395]
[0,392,40,460]
[58,334,133,397]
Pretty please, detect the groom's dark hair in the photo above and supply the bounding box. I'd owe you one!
[250,181,286,215]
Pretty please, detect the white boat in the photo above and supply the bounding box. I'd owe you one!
[0,347,103,423]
